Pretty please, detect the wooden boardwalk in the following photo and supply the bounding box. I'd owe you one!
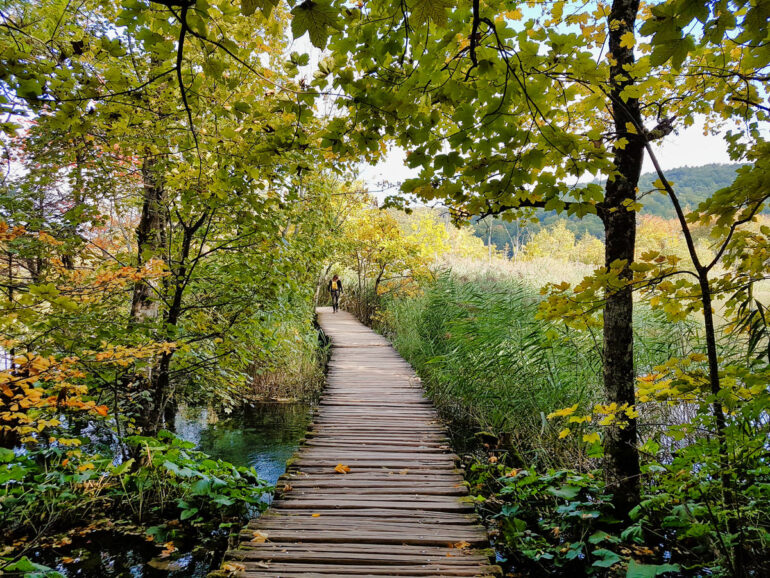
[224,307,499,577]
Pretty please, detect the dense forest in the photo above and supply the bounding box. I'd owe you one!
[1,0,769,577]
[474,163,747,252]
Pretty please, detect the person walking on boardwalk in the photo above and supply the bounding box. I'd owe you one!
[328,274,343,313]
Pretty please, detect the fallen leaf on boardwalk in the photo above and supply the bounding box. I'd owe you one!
[334,463,351,474]
[450,541,471,550]
[399,468,409,475]
[311,513,321,517]
[282,483,293,492]
[222,562,246,572]
[251,530,269,543]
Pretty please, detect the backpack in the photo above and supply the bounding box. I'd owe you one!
[331,280,338,291]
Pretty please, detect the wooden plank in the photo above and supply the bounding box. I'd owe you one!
[221,308,499,577]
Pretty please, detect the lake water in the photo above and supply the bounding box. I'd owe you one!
[29,402,313,577]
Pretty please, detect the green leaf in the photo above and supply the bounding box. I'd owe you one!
[547,484,581,499]
[588,530,612,544]
[291,1,339,49]
[180,507,199,520]
[241,0,277,17]
[17,78,43,99]
[592,548,622,568]
[0,448,15,463]
[626,560,681,577]
[2,556,55,572]
[111,458,135,476]
[411,0,452,26]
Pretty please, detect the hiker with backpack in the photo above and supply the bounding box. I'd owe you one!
[328,275,343,313]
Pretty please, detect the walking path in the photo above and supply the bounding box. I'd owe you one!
[225,307,500,577]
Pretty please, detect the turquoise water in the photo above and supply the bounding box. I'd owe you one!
[29,402,312,577]
[175,403,311,487]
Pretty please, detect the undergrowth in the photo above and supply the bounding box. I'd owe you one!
[377,273,770,576]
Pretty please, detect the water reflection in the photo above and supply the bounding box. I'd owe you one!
[175,403,310,487]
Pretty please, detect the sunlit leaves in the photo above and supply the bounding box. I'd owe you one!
[410,0,452,26]
[291,0,339,48]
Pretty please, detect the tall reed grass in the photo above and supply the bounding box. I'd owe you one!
[377,273,694,468]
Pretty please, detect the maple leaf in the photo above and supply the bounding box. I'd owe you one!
[410,0,452,26]
[619,31,635,49]
[250,530,268,543]
[334,463,351,474]
[241,0,278,18]
[291,1,339,49]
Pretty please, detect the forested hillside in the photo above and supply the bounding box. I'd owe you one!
[475,163,744,250]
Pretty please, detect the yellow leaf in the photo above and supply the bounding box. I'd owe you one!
[251,530,269,543]
[311,513,321,517]
[583,432,601,443]
[619,31,635,48]
[334,463,351,474]
[547,403,579,419]
[558,428,571,439]
[625,122,638,135]
[599,414,616,426]
[568,415,592,424]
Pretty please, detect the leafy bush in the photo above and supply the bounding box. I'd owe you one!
[0,431,270,541]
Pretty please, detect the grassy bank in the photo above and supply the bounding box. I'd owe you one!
[376,272,770,576]
[377,274,688,469]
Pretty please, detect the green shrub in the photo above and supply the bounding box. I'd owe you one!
[0,431,270,541]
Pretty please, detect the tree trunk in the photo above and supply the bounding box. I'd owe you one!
[130,155,166,322]
[129,155,167,436]
[602,0,644,521]
[144,212,207,435]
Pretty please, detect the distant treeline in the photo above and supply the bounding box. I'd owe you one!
[474,163,745,250]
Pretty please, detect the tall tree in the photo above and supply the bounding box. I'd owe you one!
[319,0,670,518]
[0,0,343,435]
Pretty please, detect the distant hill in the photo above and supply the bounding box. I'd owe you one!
[474,163,744,251]
[635,163,747,218]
